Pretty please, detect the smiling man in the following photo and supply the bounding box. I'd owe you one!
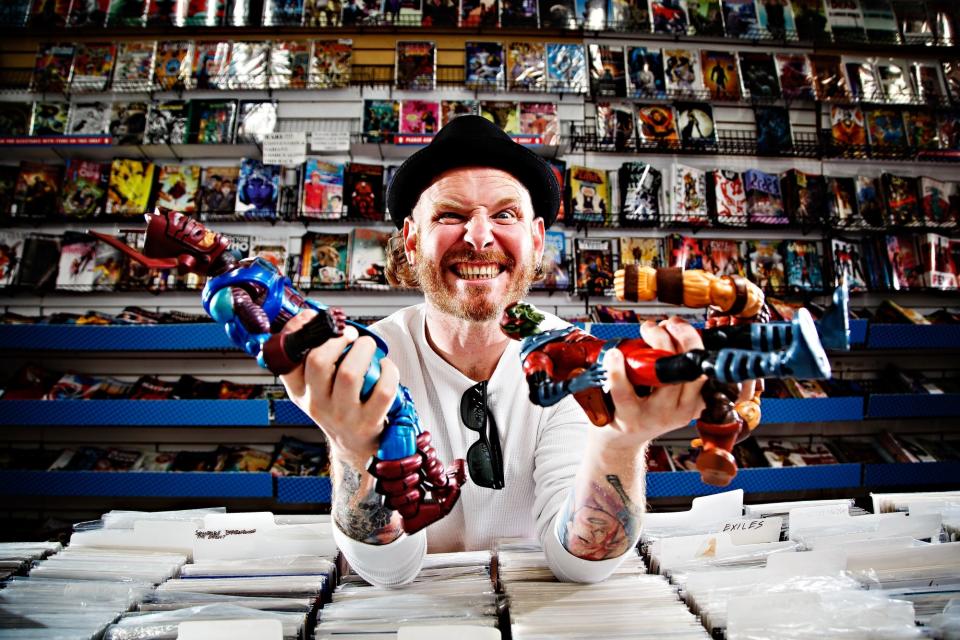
[280,115,711,586]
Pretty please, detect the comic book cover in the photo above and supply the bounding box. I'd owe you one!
[14,162,62,219]
[235,158,281,220]
[60,160,109,218]
[619,162,661,226]
[745,239,786,293]
[235,101,277,143]
[776,53,814,99]
[651,0,688,33]
[480,101,519,133]
[300,158,344,220]
[903,110,938,150]
[64,102,106,137]
[545,44,586,95]
[108,101,148,145]
[884,234,922,290]
[399,100,441,135]
[722,0,759,36]
[30,102,69,136]
[826,177,858,225]
[198,166,240,218]
[31,43,75,93]
[460,0,497,26]
[894,0,933,42]
[912,62,945,104]
[0,167,19,218]
[636,104,679,144]
[349,228,390,288]
[106,0,147,25]
[809,54,848,100]
[145,100,188,145]
[171,0,225,25]
[745,168,787,225]
[862,0,897,40]
[344,163,384,221]
[866,108,906,148]
[756,0,797,36]
[672,164,709,225]
[618,237,662,269]
[534,229,570,291]
[782,169,827,225]
[876,61,913,103]
[791,0,831,39]
[882,173,920,226]
[537,0,574,26]
[362,99,399,142]
[830,105,866,146]
[568,165,610,225]
[574,0,605,28]
[701,239,746,276]
[309,40,351,89]
[626,47,665,99]
[507,42,545,91]
[519,102,559,145]
[588,44,627,98]
[0,103,31,137]
[918,233,957,289]
[824,0,863,38]
[304,0,342,27]
[688,0,723,34]
[192,41,230,90]
[663,48,699,97]
[152,41,192,90]
[666,234,705,270]
[70,42,116,92]
[106,159,156,216]
[267,41,309,89]
[155,165,200,213]
[574,238,614,295]
[340,0,380,23]
[676,102,716,147]
[263,0,304,24]
[939,111,960,151]
[855,175,885,227]
[15,234,61,291]
[755,105,793,154]
[395,41,435,91]
[55,232,98,290]
[224,41,269,90]
[421,0,455,24]
[112,41,156,91]
[441,100,479,126]
[32,0,70,27]
[67,0,110,26]
[596,103,635,151]
[0,0,31,26]
[920,177,954,225]
[941,61,960,103]
[700,50,740,100]
[739,52,781,98]
[465,42,505,89]
[144,0,176,25]
[609,0,649,30]
[0,230,25,286]
[299,232,349,288]
[829,237,867,290]
[500,0,536,26]
[843,58,880,100]
[785,240,824,290]
[91,241,123,291]
[188,100,237,144]
[709,169,747,226]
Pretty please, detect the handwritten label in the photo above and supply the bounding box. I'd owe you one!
[309,130,351,151]
[263,132,306,166]
[195,528,257,540]
[717,517,782,544]
[789,503,850,536]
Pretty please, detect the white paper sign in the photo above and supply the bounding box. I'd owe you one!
[179,619,282,640]
[717,517,783,544]
[263,132,307,166]
[310,130,351,151]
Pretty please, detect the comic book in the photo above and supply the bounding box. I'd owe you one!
[876,60,913,103]
[65,102,107,137]
[843,58,880,100]
[198,166,240,218]
[940,112,960,151]
[266,41,309,89]
[829,177,858,227]
[31,43,75,93]
[92,240,124,291]
[108,101,148,146]
[894,0,933,43]
[791,0,831,39]
[349,228,391,288]
[235,158,281,220]
[739,52,781,98]
[618,162,661,226]
[636,104,679,144]
[830,105,866,146]
[106,159,155,216]
[666,234,705,270]
[537,0,574,26]
[30,102,69,136]
[479,101,519,133]
[574,0,605,28]
[303,0,342,26]
[106,0,147,25]
[884,234,922,290]
[671,164,709,225]
[882,173,920,226]
[756,0,797,37]
[809,54,848,100]
[830,237,867,290]
[855,175,885,227]
[400,100,441,135]
[112,41,156,91]
[300,159,344,220]
[588,44,627,98]
[0,103,31,137]
[903,110,938,150]
[192,41,230,90]
[519,102,559,145]
[460,0,497,26]
[569,165,610,225]
[396,41,436,90]
[465,42,505,89]
[500,0,536,26]
[866,108,906,148]
[609,0,648,30]
[55,232,98,290]
[507,42,545,91]
[15,234,61,291]
[651,0,687,33]
[546,43,587,93]
[625,47,665,99]
[824,0,863,38]
[676,102,716,147]
[709,169,747,227]
[144,100,188,145]
[144,0,175,25]
[663,48,699,97]
[744,168,788,225]
[441,100,479,126]
[263,0,304,24]
[688,0,723,34]
[782,169,827,226]
[776,53,814,99]
[574,238,614,295]
[535,229,570,291]
[60,160,109,218]
[362,99,399,142]
[920,177,955,226]
[14,162,62,219]
[0,230,25,286]
[618,237,662,269]
[861,0,897,41]
[70,42,116,92]
[309,40,352,89]
[745,239,786,293]
[943,62,960,105]
[0,167,18,218]
[700,239,746,276]
[596,102,635,151]
[918,232,957,289]
[152,41,192,90]
[299,232,349,288]
[912,62,945,104]
[785,240,824,291]
[68,0,108,27]
[700,50,740,100]
[224,41,269,90]
[172,0,225,25]
[755,105,793,154]
[344,163,384,221]
[423,0,458,25]
[722,0,759,36]
[188,100,237,144]
[0,0,31,26]
[235,101,277,143]
[548,158,566,223]
[155,165,200,213]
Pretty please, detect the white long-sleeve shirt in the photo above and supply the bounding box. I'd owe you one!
[332,304,634,586]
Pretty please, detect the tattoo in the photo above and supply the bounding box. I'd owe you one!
[333,461,403,545]
[559,474,643,561]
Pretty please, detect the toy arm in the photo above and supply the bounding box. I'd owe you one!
[614,266,764,318]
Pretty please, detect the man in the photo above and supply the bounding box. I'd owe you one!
[280,115,717,586]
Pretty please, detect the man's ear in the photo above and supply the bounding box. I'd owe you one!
[403,217,416,266]
[532,216,546,266]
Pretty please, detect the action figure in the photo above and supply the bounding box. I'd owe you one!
[90,209,465,534]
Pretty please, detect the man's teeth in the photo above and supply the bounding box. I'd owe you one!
[457,265,500,279]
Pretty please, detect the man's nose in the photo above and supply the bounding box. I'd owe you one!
[463,214,494,249]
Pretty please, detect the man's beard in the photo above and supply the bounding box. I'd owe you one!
[414,237,538,322]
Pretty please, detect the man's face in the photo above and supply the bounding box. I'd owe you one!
[404,167,545,322]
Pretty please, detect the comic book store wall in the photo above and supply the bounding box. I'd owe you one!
[0,0,958,541]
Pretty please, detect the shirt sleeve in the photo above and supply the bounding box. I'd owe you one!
[532,396,637,583]
[333,521,426,588]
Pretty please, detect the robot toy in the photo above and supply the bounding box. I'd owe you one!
[90,209,465,534]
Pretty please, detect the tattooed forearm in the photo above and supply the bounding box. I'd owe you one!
[333,461,403,545]
[558,474,644,561]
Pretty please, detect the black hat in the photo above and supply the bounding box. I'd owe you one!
[386,115,560,229]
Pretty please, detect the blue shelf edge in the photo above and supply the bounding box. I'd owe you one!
[646,464,863,498]
[848,319,868,346]
[0,400,271,426]
[276,476,332,503]
[273,400,314,426]
[863,461,960,487]
[867,324,960,349]
[866,394,960,419]
[0,324,236,351]
[0,470,273,498]
[761,397,863,423]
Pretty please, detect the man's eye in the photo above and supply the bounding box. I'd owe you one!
[437,212,463,222]
[493,210,519,222]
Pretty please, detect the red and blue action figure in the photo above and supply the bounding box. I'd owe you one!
[91,209,465,534]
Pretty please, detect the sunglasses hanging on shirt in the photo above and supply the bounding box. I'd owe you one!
[460,380,505,490]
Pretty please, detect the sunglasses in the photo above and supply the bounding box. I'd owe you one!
[460,380,505,490]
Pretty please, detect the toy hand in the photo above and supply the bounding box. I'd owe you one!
[567,363,607,395]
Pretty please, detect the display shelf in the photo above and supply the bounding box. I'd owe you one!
[0,324,233,351]
[0,139,262,163]
[866,324,960,350]
[862,461,960,488]
[276,476,332,503]
[759,397,863,424]
[581,320,869,348]
[0,400,271,426]
[865,393,960,419]
[0,470,274,498]
[646,463,862,497]
[274,400,314,426]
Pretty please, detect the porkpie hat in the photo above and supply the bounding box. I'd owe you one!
[385,115,560,229]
